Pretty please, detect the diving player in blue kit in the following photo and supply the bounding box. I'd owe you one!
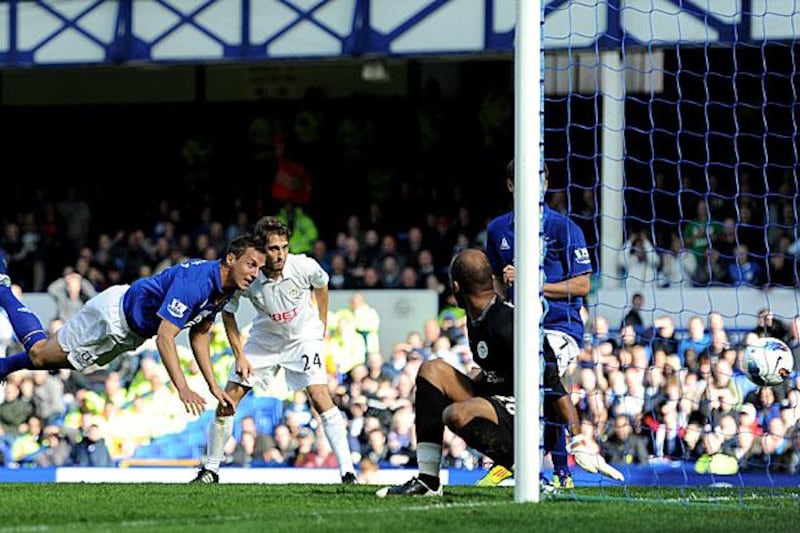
[0,233,265,416]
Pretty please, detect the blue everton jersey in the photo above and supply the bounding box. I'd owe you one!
[486,212,515,280]
[485,205,592,342]
[122,259,228,338]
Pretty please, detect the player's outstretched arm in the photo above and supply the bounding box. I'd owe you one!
[543,272,591,300]
[222,310,252,381]
[190,318,233,412]
[156,319,207,416]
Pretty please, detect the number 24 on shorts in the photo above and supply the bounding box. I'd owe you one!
[301,353,322,371]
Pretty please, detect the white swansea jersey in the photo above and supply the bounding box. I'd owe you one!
[225,254,328,347]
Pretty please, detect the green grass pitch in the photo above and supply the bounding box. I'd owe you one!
[0,484,797,532]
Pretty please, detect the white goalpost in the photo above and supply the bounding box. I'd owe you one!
[513,0,543,504]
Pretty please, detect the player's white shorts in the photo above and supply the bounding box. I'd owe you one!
[230,337,326,392]
[544,329,580,378]
[57,285,145,371]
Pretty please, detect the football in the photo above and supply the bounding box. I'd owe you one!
[744,337,795,386]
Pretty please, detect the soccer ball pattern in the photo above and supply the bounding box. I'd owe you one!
[744,337,794,386]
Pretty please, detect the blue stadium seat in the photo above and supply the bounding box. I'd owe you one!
[253,398,283,435]
[128,397,284,459]
[131,445,145,458]
[232,396,283,440]
[132,443,160,459]
[185,429,207,447]
[185,411,214,432]
[0,441,10,466]
[162,442,194,459]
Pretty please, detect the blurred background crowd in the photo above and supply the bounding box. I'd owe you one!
[2,284,800,478]
[1,80,800,478]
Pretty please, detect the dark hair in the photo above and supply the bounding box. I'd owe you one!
[226,232,265,258]
[254,216,291,240]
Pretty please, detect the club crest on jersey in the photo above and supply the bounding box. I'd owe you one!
[477,341,489,359]
[288,286,301,299]
[167,298,188,318]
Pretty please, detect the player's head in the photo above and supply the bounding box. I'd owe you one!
[225,232,265,258]
[224,233,266,290]
[505,159,549,193]
[254,216,291,241]
[254,216,291,276]
[448,248,494,307]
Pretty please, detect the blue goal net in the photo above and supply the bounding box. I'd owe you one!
[544,0,800,494]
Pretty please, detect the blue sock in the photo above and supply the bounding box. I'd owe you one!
[0,351,35,377]
[551,426,570,474]
[0,286,47,352]
[544,399,571,474]
[544,419,570,473]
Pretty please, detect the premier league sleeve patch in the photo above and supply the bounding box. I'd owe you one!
[167,298,188,318]
[574,247,591,265]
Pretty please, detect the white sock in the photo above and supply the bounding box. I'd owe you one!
[320,407,355,476]
[205,415,234,473]
[416,442,442,479]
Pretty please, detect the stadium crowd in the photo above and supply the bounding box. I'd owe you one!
[0,81,799,476]
[0,192,799,477]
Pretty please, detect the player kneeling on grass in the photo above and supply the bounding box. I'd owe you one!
[376,249,622,498]
[191,217,356,484]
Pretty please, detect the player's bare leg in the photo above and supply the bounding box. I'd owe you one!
[25,338,72,370]
[307,383,357,483]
